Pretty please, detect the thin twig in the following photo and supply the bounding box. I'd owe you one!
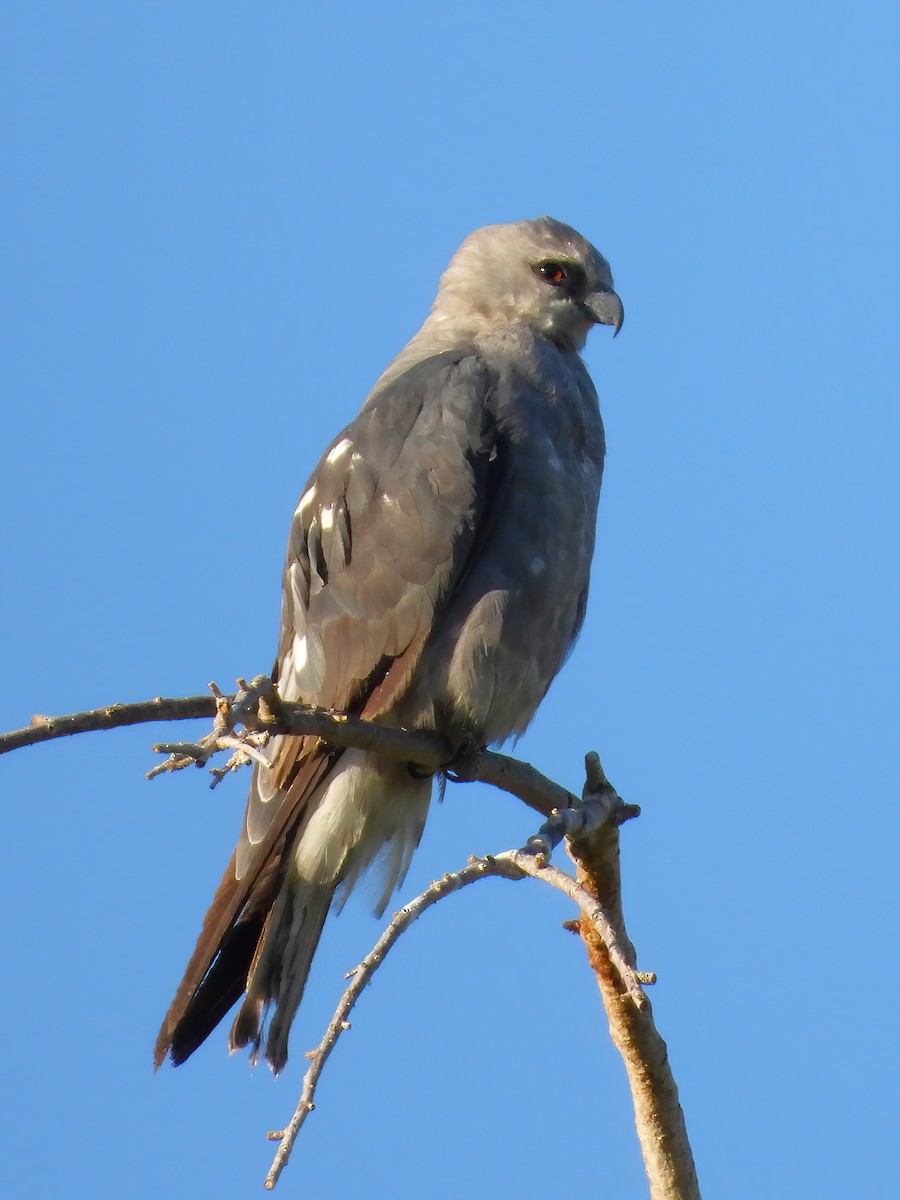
[263,859,493,1189]
[500,849,645,1007]
[3,696,220,753]
[264,834,646,1189]
[215,735,272,771]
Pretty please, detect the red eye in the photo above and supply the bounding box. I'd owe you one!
[537,262,569,286]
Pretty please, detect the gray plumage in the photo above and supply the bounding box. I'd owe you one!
[155,216,622,1072]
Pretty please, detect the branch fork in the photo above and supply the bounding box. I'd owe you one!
[264,763,651,1190]
[147,676,279,784]
[0,685,698,1199]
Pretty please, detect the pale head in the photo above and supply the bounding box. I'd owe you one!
[431,217,623,352]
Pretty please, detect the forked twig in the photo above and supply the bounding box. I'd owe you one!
[1,689,697,1197]
[264,810,646,1189]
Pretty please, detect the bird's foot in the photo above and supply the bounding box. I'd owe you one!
[440,732,484,783]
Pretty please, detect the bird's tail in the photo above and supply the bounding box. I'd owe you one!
[229,877,334,1073]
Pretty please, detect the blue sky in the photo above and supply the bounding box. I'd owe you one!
[2,3,898,1196]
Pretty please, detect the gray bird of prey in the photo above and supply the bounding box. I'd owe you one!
[155,216,622,1072]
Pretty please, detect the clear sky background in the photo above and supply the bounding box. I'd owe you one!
[2,3,898,1197]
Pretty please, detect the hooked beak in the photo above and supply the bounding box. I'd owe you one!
[584,288,624,337]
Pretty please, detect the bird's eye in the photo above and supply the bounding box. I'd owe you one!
[535,261,570,287]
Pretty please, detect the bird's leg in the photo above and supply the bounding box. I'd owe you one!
[438,731,485,783]
[406,728,481,781]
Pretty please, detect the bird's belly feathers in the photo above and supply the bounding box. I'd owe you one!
[442,539,589,742]
[400,444,601,745]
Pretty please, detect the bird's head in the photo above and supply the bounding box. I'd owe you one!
[432,216,623,352]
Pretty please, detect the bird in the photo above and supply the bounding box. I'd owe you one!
[154,216,623,1072]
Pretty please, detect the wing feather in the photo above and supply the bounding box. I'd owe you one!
[156,350,500,1064]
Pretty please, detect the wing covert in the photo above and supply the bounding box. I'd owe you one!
[241,349,499,865]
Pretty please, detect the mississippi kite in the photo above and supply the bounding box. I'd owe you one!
[155,217,622,1072]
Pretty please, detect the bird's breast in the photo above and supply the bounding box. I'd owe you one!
[401,364,604,745]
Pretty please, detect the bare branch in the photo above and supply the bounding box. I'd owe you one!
[0,681,574,818]
[0,683,448,767]
[523,787,641,858]
[3,696,220,754]
[569,753,700,1200]
[2,688,698,1195]
[265,831,647,1190]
